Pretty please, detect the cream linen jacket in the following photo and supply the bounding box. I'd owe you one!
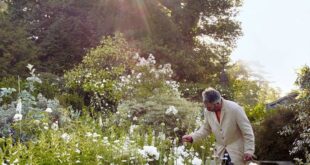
[190,98,255,165]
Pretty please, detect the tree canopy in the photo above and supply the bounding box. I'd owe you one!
[1,0,242,83]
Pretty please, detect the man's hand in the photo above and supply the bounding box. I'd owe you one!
[244,153,253,161]
[182,135,193,143]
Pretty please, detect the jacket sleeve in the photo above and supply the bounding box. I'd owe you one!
[235,106,255,155]
[190,111,212,142]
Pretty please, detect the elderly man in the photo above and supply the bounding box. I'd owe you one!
[182,88,255,165]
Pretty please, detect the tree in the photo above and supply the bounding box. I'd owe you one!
[65,34,179,115]
[4,0,97,74]
[3,0,243,83]
[256,66,310,162]
[136,0,243,82]
[223,60,280,122]
[0,12,39,77]
[0,1,7,12]
[281,65,310,163]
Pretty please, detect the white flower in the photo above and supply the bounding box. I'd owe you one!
[75,160,81,163]
[22,7,28,12]
[136,73,142,79]
[16,99,22,114]
[13,113,23,122]
[61,133,71,143]
[133,53,140,60]
[138,146,160,161]
[249,163,259,165]
[34,120,40,125]
[122,137,130,150]
[137,57,148,66]
[51,121,59,130]
[92,133,100,138]
[163,155,168,163]
[174,127,179,132]
[129,125,137,134]
[98,116,103,127]
[158,132,166,141]
[75,149,81,154]
[114,140,120,143]
[27,64,33,70]
[133,116,138,121]
[147,54,156,64]
[176,156,184,165]
[192,157,202,165]
[12,158,19,164]
[165,106,178,115]
[86,132,92,137]
[45,108,52,113]
[174,146,189,158]
[96,155,103,159]
[26,76,42,83]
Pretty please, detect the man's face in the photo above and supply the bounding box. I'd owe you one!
[204,100,222,112]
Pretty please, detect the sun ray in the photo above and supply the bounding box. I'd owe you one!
[134,0,152,34]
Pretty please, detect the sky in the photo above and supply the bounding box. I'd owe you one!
[231,0,310,96]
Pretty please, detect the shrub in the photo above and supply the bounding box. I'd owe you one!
[254,108,301,161]
[65,33,179,116]
[0,76,27,104]
[117,92,202,139]
[0,65,65,141]
[0,108,214,165]
[280,65,310,163]
[65,34,138,114]
[35,72,64,99]
[179,82,209,102]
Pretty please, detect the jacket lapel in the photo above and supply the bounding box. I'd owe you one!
[220,99,226,126]
[213,112,220,126]
[220,107,225,126]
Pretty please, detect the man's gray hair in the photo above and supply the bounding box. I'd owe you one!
[202,87,222,103]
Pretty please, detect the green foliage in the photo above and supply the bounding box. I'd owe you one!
[3,0,242,83]
[138,0,242,82]
[280,65,310,163]
[58,93,84,112]
[256,65,310,163]
[34,72,63,99]
[295,65,310,91]
[255,108,299,161]
[179,82,209,101]
[0,77,23,104]
[5,0,97,74]
[117,92,202,138]
[0,109,215,165]
[65,34,137,114]
[0,1,7,12]
[0,65,64,141]
[246,103,267,123]
[225,61,280,123]
[125,55,177,100]
[0,12,39,77]
[65,34,180,115]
